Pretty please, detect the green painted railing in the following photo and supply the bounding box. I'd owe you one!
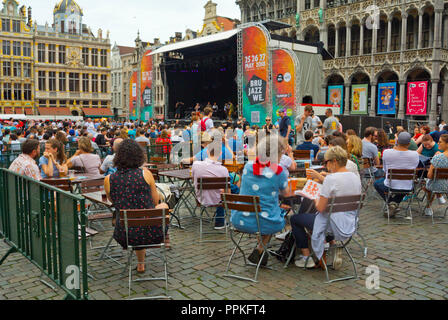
[0,169,89,300]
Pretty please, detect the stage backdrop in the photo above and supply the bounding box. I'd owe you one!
[242,26,270,125]
[272,49,296,126]
[129,72,138,120]
[351,84,368,115]
[377,82,397,115]
[141,50,153,121]
[407,81,428,115]
[328,85,344,114]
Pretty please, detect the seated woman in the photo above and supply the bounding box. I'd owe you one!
[347,135,363,172]
[39,138,68,179]
[230,134,289,266]
[290,146,362,268]
[155,130,172,155]
[424,134,448,216]
[418,134,440,160]
[104,139,169,274]
[66,137,102,175]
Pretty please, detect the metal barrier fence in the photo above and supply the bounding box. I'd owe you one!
[0,169,89,300]
[337,116,411,137]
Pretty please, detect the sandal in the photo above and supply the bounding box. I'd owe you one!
[136,263,145,274]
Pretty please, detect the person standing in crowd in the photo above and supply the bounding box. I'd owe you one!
[39,139,68,179]
[201,107,214,133]
[374,132,419,218]
[278,109,291,143]
[310,110,323,134]
[295,105,313,145]
[322,108,340,137]
[175,101,183,119]
[9,139,41,180]
[439,120,446,132]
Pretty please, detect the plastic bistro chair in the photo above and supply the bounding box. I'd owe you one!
[304,195,365,283]
[196,177,230,242]
[221,193,274,283]
[383,169,418,225]
[425,168,448,225]
[120,208,171,300]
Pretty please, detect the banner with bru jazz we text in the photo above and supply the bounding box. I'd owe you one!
[242,26,269,126]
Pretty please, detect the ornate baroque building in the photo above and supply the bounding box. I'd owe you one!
[1,0,111,118]
[237,0,448,125]
[0,1,34,115]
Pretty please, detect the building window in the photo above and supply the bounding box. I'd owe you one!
[38,43,45,62]
[83,101,90,108]
[24,84,31,100]
[82,74,89,92]
[92,101,98,108]
[305,0,311,10]
[68,20,77,34]
[38,71,46,91]
[60,100,66,108]
[23,63,31,78]
[23,42,31,57]
[49,72,56,91]
[378,20,387,52]
[2,19,10,32]
[59,72,66,91]
[82,48,89,65]
[92,74,98,92]
[69,73,80,92]
[101,75,107,92]
[3,40,11,55]
[13,62,21,77]
[12,20,20,32]
[14,84,22,101]
[101,101,108,108]
[101,49,107,67]
[49,100,57,108]
[364,27,372,54]
[91,49,98,66]
[39,100,46,108]
[48,44,56,63]
[3,62,11,77]
[58,45,66,64]
[12,41,21,56]
[3,83,12,100]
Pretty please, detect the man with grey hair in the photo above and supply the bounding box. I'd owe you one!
[100,138,123,175]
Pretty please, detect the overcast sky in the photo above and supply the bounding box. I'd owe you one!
[18,0,241,47]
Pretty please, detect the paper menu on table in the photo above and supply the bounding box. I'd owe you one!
[295,180,322,200]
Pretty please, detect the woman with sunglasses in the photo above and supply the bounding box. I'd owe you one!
[290,146,362,269]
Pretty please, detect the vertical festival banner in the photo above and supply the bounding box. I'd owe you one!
[328,85,344,114]
[129,71,138,120]
[407,81,428,115]
[140,50,153,121]
[377,82,397,115]
[272,49,296,126]
[351,84,368,115]
[242,26,269,125]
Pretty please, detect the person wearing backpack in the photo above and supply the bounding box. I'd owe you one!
[201,107,214,133]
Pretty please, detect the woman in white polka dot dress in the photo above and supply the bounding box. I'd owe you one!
[230,135,289,266]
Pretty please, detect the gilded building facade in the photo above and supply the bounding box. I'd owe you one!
[237,0,448,126]
[0,0,34,115]
[1,0,111,118]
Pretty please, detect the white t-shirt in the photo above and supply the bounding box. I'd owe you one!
[279,154,293,177]
[204,118,214,133]
[321,172,362,201]
[383,149,419,190]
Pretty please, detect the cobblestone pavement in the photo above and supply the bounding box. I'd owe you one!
[1,194,448,300]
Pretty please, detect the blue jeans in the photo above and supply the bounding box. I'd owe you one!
[374,178,407,204]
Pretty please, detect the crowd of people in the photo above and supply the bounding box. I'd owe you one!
[1,105,447,269]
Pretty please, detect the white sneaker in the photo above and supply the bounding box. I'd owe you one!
[295,256,316,269]
[275,230,290,241]
[438,196,446,205]
[424,208,434,217]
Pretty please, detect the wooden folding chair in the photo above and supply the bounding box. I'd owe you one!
[293,150,311,161]
[196,177,230,242]
[221,193,275,283]
[119,208,171,300]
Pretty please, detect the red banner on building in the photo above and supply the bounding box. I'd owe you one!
[129,71,138,119]
[406,81,428,115]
